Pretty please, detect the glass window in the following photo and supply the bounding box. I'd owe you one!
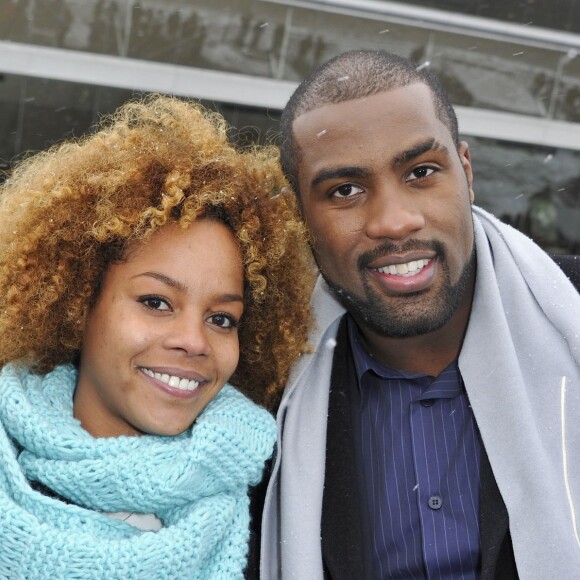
[554,51,580,123]
[428,33,562,117]
[468,136,580,254]
[2,0,578,123]
[0,73,135,163]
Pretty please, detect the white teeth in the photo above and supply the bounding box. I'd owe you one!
[377,258,431,277]
[141,368,200,391]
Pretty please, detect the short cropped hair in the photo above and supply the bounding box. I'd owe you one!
[280,49,459,195]
[0,95,314,408]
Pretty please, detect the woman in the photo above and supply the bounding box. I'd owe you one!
[0,96,313,578]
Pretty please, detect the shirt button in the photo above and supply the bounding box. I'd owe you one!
[420,399,435,407]
[428,495,443,510]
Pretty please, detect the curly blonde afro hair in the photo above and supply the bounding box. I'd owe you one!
[0,95,314,409]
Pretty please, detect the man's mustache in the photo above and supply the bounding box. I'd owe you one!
[358,240,445,270]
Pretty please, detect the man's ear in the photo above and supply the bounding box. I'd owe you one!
[458,141,475,204]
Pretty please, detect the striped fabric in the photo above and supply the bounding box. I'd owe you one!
[348,317,481,579]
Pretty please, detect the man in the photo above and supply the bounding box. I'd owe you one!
[260,50,580,579]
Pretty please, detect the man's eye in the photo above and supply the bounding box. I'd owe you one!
[208,313,238,329]
[139,295,171,311]
[331,184,364,198]
[407,166,435,181]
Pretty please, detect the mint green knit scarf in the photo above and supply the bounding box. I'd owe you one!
[0,364,276,579]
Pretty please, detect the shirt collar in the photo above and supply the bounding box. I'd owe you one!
[346,314,464,399]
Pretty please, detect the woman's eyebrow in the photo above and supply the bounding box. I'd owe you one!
[133,271,188,293]
[133,271,244,303]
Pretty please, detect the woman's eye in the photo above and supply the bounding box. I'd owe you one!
[208,313,238,329]
[407,166,436,181]
[331,184,364,198]
[139,296,171,311]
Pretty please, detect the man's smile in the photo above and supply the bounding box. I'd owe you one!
[373,257,432,277]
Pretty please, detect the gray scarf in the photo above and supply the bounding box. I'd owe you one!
[261,206,580,579]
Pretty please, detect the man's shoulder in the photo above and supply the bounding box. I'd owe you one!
[551,255,580,291]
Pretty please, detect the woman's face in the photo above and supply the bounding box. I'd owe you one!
[74,220,244,438]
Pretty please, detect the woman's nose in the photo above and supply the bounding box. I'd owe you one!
[163,317,211,356]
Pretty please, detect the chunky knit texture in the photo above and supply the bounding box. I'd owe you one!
[0,364,276,579]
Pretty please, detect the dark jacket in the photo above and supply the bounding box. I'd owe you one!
[322,317,516,579]
[321,254,579,580]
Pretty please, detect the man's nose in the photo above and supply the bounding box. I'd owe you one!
[365,186,425,241]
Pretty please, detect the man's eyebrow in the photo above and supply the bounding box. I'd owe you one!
[392,138,449,167]
[311,166,372,188]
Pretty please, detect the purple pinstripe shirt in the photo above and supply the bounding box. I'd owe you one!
[348,316,481,579]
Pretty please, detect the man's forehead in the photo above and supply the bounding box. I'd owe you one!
[293,83,438,136]
[292,84,444,150]
[295,81,432,116]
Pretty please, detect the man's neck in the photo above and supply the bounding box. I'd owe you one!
[354,293,473,377]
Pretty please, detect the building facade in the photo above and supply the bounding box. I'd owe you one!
[1,0,579,253]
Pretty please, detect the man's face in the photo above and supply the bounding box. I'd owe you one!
[292,83,476,339]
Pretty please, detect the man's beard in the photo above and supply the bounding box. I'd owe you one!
[322,241,476,339]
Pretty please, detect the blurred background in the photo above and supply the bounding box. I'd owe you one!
[1,0,579,254]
